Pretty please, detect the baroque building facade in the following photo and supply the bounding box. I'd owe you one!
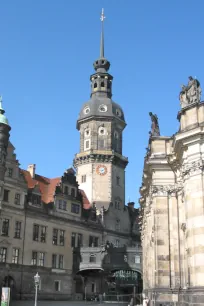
[139,77,204,305]
[0,12,142,301]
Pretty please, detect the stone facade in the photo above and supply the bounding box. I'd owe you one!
[139,77,204,305]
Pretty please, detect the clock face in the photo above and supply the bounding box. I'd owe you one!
[96,164,107,176]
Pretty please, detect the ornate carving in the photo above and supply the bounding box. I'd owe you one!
[182,160,204,178]
[149,112,160,136]
[179,76,202,108]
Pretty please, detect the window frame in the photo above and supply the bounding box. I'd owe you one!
[0,247,7,263]
[1,219,9,236]
[31,251,37,265]
[14,221,21,239]
[38,252,45,267]
[3,189,9,202]
[8,168,13,178]
[71,203,80,214]
[12,248,20,264]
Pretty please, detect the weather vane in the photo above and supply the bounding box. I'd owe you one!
[100,8,105,22]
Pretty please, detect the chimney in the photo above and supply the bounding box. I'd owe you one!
[27,164,36,179]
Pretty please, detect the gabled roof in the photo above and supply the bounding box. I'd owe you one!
[21,169,61,204]
[21,169,90,210]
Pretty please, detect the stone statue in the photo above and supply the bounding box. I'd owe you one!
[179,76,202,108]
[149,112,160,136]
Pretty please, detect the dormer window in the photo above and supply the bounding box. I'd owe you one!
[32,194,41,207]
[64,186,68,195]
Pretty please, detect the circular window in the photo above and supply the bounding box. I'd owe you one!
[99,127,106,135]
[99,104,107,112]
[83,106,90,115]
[84,128,91,137]
[116,109,122,117]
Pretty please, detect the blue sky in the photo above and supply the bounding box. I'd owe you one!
[0,1,204,206]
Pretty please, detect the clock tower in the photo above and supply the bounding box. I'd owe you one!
[74,10,128,210]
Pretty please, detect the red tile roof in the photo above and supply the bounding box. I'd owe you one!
[79,189,91,210]
[21,169,90,209]
[21,170,61,204]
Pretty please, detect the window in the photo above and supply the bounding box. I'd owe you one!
[59,255,64,269]
[32,194,41,206]
[33,224,39,241]
[77,234,83,247]
[84,139,90,150]
[71,188,75,197]
[53,229,58,245]
[116,176,120,186]
[115,200,120,210]
[52,254,57,268]
[98,104,107,112]
[59,230,65,246]
[58,200,67,210]
[64,186,69,195]
[8,168,13,178]
[33,225,46,243]
[89,236,99,247]
[0,248,7,263]
[15,193,21,205]
[54,280,61,292]
[31,251,37,265]
[1,219,9,236]
[89,254,96,263]
[94,83,97,89]
[3,189,9,202]
[115,220,120,231]
[12,248,19,264]
[135,255,140,264]
[71,203,80,214]
[71,233,76,247]
[63,201,67,211]
[14,221,21,239]
[38,252,45,266]
[40,226,46,243]
[98,139,105,149]
[101,81,105,88]
[84,128,91,137]
[81,175,86,183]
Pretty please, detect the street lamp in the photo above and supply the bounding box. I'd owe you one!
[34,272,40,306]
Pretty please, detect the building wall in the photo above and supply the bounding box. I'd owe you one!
[140,101,204,305]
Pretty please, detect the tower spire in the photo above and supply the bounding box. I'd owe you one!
[100,8,105,59]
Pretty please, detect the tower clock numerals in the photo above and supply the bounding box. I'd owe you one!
[96,164,107,176]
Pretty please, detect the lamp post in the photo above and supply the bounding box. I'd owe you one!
[34,272,40,306]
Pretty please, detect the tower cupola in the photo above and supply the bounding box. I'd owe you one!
[90,9,113,99]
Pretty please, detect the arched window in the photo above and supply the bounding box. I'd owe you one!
[101,81,105,88]
[94,83,97,88]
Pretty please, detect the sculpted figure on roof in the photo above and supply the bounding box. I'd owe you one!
[149,112,160,137]
[180,76,202,108]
